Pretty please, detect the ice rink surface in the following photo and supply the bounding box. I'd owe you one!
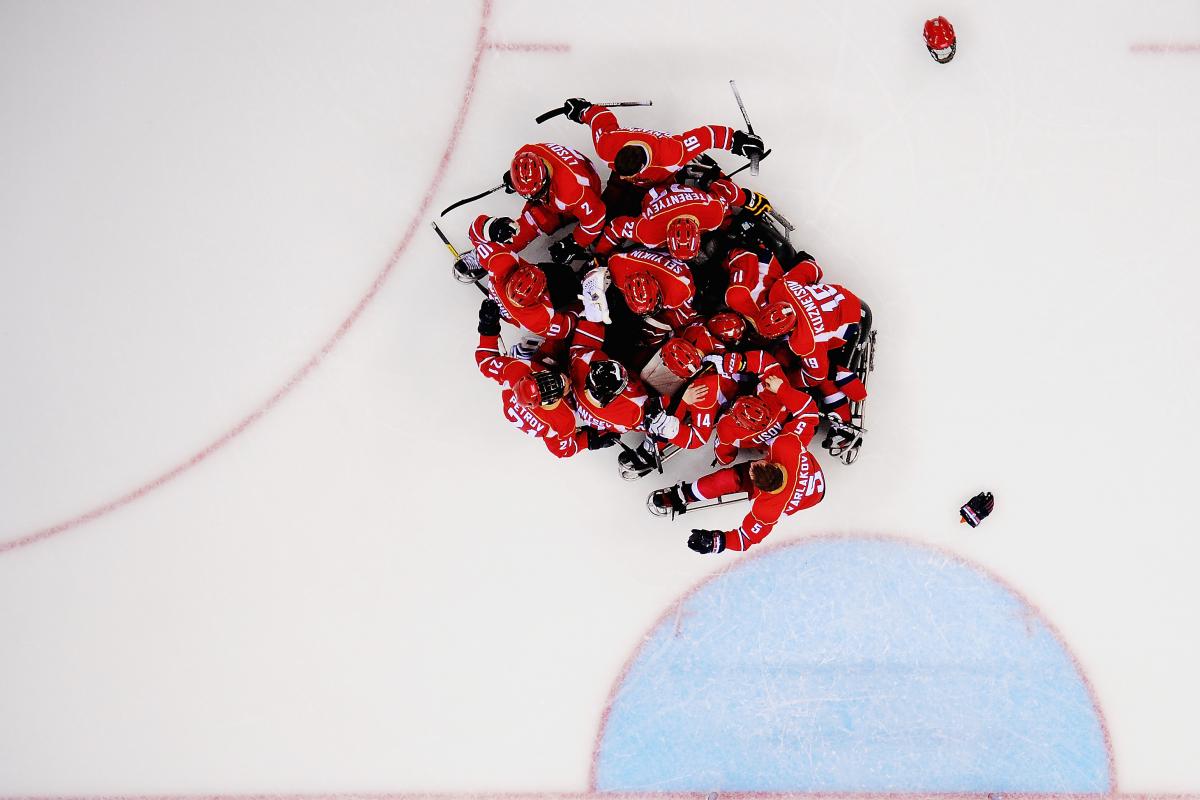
[2,0,1200,795]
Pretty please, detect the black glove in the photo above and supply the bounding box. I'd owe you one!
[484,216,517,244]
[687,529,726,554]
[477,298,502,336]
[563,97,591,123]
[583,427,619,450]
[959,491,995,528]
[548,236,587,265]
[731,129,765,158]
[501,170,516,194]
[741,190,772,218]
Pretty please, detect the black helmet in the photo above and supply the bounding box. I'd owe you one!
[586,360,628,407]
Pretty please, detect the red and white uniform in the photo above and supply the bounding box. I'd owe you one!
[581,105,738,187]
[472,239,575,340]
[569,319,649,433]
[607,248,696,327]
[767,277,862,383]
[509,142,606,250]
[595,180,744,255]
[681,321,740,404]
[474,334,587,459]
[712,351,820,465]
[724,249,823,321]
[691,431,826,551]
[658,368,721,450]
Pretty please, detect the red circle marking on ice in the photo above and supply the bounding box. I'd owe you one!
[0,2,568,555]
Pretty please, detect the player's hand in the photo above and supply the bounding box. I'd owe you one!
[687,529,726,554]
[562,97,591,123]
[731,129,765,158]
[483,216,517,244]
[647,410,680,441]
[682,383,710,406]
[501,170,516,194]
[762,375,783,393]
[549,236,587,265]
[741,190,772,217]
[582,426,619,450]
[477,299,502,336]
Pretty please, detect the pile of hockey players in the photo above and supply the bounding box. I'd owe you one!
[441,96,876,556]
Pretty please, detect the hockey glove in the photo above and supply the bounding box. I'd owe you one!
[731,129,765,159]
[501,170,516,194]
[687,529,726,554]
[580,264,612,324]
[549,236,587,265]
[647,410,681,441]
[583,426,619,450]
[477,299,502,336]
[741,190,773,218]
[959,491,995,528]
[562,97,591,123]
[484,216,517,244]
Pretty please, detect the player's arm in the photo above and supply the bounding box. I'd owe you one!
[594,215,637,255]
[724,249,766,319]
[676,124,736,161]
[568,185,608,247]
[581,104,622,161]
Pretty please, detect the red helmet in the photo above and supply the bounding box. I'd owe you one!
[729,396,772,434]
[661,337,703,379]
[624,271,661,315]
[756,301,797,339]
[666,216,701,261]
[505,264,547,307]
[706,312,746,346]
[514,370,567,408]
[510,151,550,199]
[923,16,956,63]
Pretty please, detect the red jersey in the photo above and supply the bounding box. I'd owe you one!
[728,433,825,551]
[607,249,695,312]
[474,334,587,459]
[568,320,649,433]
[474,240,575,340]
[595,182,736,255]
[582,105,737,187]
[767,273,861,359]
[658,368,721,450]
[712,350,820,464]
[511,142,606,248]
[681,321,740,404]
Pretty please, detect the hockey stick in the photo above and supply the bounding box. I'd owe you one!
[649,362,716,474]
[431,221,509,355]
[535,100,653,124]
[725,148,772,180]
[439,183,506,218]
[728,80,761,177]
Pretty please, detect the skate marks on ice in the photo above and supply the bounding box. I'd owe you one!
[592,535,1111,793]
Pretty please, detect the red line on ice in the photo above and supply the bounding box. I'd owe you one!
[0,1,497,555]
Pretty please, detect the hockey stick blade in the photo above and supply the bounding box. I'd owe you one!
[439,183,505,217]
[535,100,653,124]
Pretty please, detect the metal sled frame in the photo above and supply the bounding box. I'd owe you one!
[821,302,877,465]
[621,442,681,481]
[646,487,751,519]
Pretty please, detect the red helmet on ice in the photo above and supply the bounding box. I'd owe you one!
[923,16,956,63]
[666,216,701,261]
[706,311,746,346]
[623,270,661,315]
[505,264,547,307]
[509,151,550,199]
[756,301,797,339]
[661,337,703,379]
[729,396,772,434]
[513,370,567,408]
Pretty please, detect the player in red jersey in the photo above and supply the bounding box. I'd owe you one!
[502,143,607,262]
[724,248,823,322]
[594,179,772,260]
[650,428,826,553]
[558,98,764,187]
[606,248,696,327]
[465,225,576,340]
[568,318,655,434]
[708,350,821,465]
[474,300,617,458]
[681,312,747,405]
